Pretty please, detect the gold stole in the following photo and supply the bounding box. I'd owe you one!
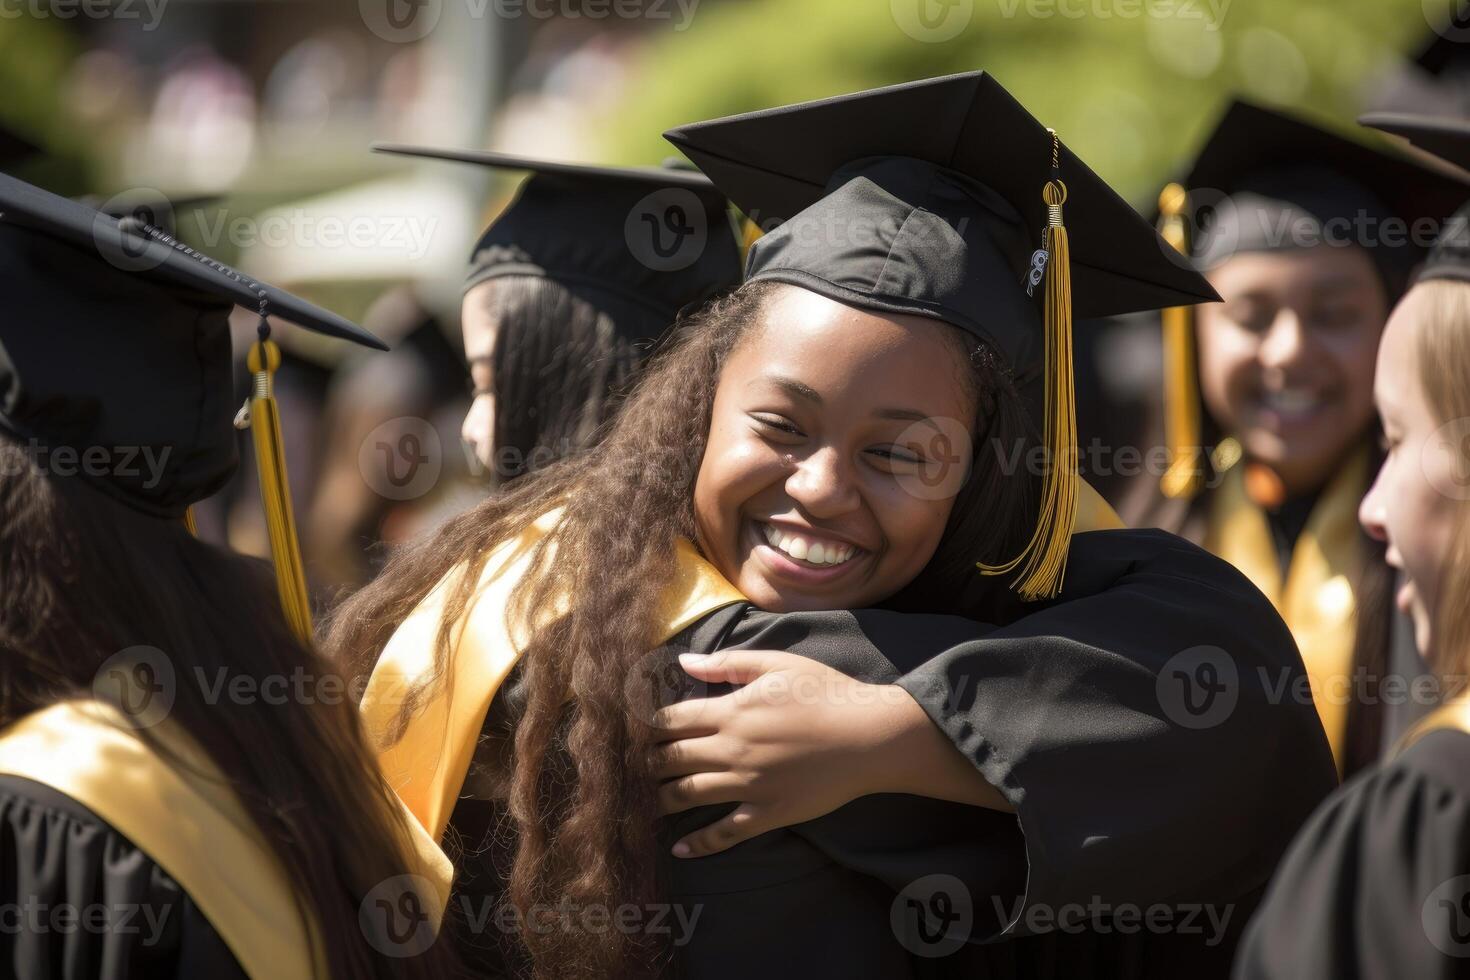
[0,701,451,980]
[1395,698,1470,756]
[1204,451,1368,772]
[362,483,1124,843]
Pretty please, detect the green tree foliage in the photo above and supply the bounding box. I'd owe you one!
[604,0,1445,205]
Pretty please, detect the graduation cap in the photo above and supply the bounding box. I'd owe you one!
[1360,112,1470,287]
[663,71,1219,599]
[0,172,387,640]
[1152,100,1470,499]
[83,189,224,229]
[371,144,743,322]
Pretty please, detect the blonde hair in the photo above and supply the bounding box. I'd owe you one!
[1408,280,1470,688]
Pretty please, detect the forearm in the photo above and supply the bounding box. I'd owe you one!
[864,684,1013,811]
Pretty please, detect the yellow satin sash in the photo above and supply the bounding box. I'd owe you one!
[1204,451,1368,772]
[1076,479,1125,532]
[361,511,747,842]
[0,700,451,980]
[363,481,1121,844]
[1394,698,1470,757]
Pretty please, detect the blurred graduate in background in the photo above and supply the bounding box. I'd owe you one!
[0,174,457,979]
[1127,102,1470,776]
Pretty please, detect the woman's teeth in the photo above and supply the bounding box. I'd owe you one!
[761,523,855,566]
[1261,388,1323,414]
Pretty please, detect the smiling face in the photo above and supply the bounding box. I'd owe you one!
[1360,283,1467,661]
[692,285,978,613]
[1197,247,1388,498]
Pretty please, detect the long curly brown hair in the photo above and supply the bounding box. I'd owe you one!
[325,281,1041,978]
[0,435,461,979]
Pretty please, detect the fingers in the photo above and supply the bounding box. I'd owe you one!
[649,695,729,742]
[676,649,806,686]
[670,804,764,858]
[656,772,746,815]
[648,735,729,780]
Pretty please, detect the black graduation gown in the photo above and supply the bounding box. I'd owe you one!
[0,775,245,980]
[1234,727,1470,979]
[447,528,1336,978]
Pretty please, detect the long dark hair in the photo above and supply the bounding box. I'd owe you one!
[0,434,460,980]
[325,280,1041,978]
[471,276,667,483]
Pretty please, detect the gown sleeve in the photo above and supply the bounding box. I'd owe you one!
[1234,728,1470,980]
[0,774,246,980]
[888,528,1338,935]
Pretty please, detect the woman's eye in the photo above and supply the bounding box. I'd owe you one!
[751,414,803,437]
[867,446,923,466]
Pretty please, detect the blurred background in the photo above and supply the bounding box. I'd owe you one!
[6,0,1469,598]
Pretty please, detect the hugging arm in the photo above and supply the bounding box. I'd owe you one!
[892,528,1338,935]
[658,528,1337,938]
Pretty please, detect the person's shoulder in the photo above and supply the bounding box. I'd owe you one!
[1067,525,1273,603]
[1387,727,1470,800]
[1237,733,1470,978]
[0,773,251,978]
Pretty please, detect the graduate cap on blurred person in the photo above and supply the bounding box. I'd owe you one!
[1360,112,1470,288]
[0,172,388,642]
[662,70,1220,599]
[371,144,743,321]
[1152,100,1470,500]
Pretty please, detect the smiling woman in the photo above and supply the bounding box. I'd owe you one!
[693,286,995,612]
[1131,101,1470,776]
[331,73,1334,980]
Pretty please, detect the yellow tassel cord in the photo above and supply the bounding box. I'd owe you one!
[978,161,1077,601]
[182,507,198,536]
[247,339,313,643]
[1157,183,1204,500]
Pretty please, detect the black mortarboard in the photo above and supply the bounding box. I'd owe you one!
[1360,112,1470,287]
[664,71,1217,374]
[371,144,743,321]
[0,172,384,639]
[663,71,1219,600]
[1172,101,1470,295]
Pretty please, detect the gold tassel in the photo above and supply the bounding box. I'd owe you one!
[182,507,198,537]
[247,338,313,643]
[1157,183,1204,499]
[979,133,1077,601]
